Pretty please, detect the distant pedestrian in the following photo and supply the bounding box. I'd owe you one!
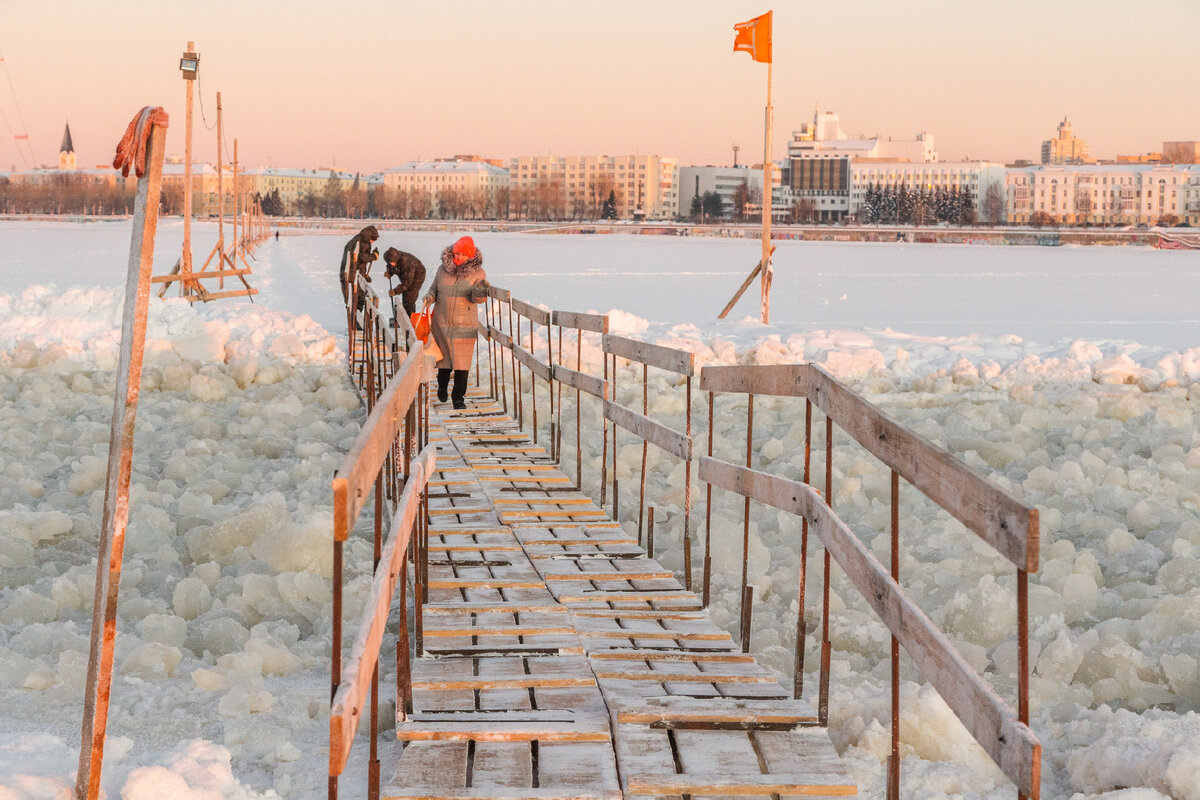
[382,247,427,317]
[424,236,489,410]
[339,224,379,304]
[275,230,279,241]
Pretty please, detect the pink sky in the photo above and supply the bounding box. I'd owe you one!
[1,0,1197,174]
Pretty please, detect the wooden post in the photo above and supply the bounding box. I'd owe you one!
[77,111,168,800]
[760,58,774,323]
[181,42,195,297]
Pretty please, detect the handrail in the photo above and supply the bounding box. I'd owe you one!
[699,456,1041,797]
[698,362,1041,800]
[330,445,435,775]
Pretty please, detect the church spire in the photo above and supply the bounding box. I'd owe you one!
[59,122,76,170]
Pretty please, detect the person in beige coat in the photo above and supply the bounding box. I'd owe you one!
[424,236,490,409]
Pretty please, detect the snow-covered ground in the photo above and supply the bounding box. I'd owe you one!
[1,218,1199,799]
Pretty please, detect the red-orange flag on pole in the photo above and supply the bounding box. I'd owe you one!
[733,11,772,63]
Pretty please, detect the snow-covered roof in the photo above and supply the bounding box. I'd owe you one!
[244,167,357,181]
[382,160,509,176]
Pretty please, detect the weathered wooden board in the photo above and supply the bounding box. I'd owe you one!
[807,365,1038,571]
[596,671,775,684]
[423,603,567,615]
[332,348,432,540]
[699,363,809,397]
[699,454,1039,796]
[397,719,609,742]
[512,343,552,381]
[511,297,552,326]
[616,699,817,726]
[626,772,855,796]
[543,571,674,582]
[590,650,749,663]
[559,591,700,606]
[603,334,695,376]
[330,447,435,774]
[486,285,512,303]
[552,309,609,334]
[554,365,606,399]
[603,399,691,461]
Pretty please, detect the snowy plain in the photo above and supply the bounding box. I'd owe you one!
[1,218,1199,799]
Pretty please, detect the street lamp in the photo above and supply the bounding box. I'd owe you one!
[180,50,199,80]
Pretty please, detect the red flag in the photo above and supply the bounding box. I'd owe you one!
[733,11,772,64]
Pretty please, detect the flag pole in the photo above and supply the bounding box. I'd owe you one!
[761,57,773,323]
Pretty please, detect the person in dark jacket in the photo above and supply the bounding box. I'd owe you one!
[339,225,379,303]
[382,247,427,316]
[424,236,489,409]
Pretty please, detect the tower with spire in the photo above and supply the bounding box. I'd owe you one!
[59,122,76,170]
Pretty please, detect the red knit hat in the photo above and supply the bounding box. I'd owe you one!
[452,236,476,260]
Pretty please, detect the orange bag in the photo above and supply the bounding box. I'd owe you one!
[410,309,431,343]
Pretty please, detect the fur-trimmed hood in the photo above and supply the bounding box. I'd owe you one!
[440,246,484,278]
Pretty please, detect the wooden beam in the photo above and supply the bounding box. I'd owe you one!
[603,399,692,461]
[806,366,1038,571]
[554,365,606,399]
[552,309,609,334]
[511,297,552,326]
[699,363,809,397]
[332,344,433,540]
[78,115,167,800]
[717,247,774,320]
[602,334,695,376]
[628,773,854,796]
[329,446,435,775]
[513,342,552,381]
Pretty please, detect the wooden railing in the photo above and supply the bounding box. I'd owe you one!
[479,292,1041,800]
[333,273,433,800]
[699,363,1040,799]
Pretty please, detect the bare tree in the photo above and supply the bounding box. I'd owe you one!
[983,183,1006,226]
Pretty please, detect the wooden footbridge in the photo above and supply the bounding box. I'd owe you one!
[330,274,1043,800]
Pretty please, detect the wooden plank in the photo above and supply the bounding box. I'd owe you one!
[427,579,545,590]
[582,630,728,641]
[494,497,592,505]
[333,342,433,540]
[397,722,609,743]
[78,118,167,800]
[428,507,494,516]
[569,609,706,620]
[513,343,552,381]
[486,285,512,303]
[330,447,435,774]
[385,790,619,800]
[471,741,532,792]
[699,363,809,397]
[627,773,855,796]
[596,672,774,684]
[603,399,691,461]
[387,741,467,793]
[150,267,252,283]
[425,627,577,638]
[602,334,695,376]
[511,297,552,326]
[559,591,699,605]
[616,699,816,726]
[590,650,749,662]
[806,365,1038,571]
[414,676,595,691]
[609,725,679,799]
[552,309,609,334]
[423,603,567,615]
[553,365,606,399]
[193,287,258,301]
[536,742,621,797]
[699,454,1039,796]
[543,571,674,582]
[488,327,513,349]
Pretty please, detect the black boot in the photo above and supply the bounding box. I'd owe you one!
[436,369,451,403]
[451,370,469,410]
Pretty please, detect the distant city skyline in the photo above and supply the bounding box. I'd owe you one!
[1,0,1196,174]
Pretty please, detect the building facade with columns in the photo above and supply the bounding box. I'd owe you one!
[1005,164,1193,226]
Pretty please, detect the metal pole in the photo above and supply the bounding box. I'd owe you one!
[740,394,753,646]
[703,390,714,608]
[760,58,773,323]
[795,399,812,699]
[888,470,900,800]
[682,375,693,591]
[638,362,648,547]
[818,415,833,726]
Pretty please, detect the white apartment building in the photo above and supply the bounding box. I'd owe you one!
[506,155,679,220]
[381,159,509,212]
[676,165,775,219]
[849,161,1006,221]
[1006,164,1193,225]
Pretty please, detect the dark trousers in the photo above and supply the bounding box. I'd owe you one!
[437,369,469,403]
